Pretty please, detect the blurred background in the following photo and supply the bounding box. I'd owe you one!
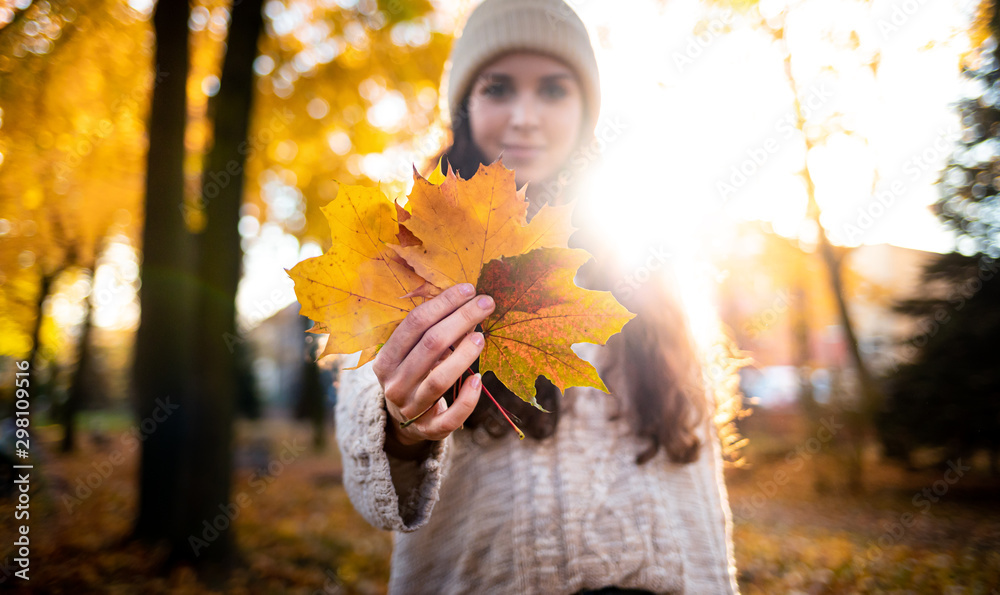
[0,0,999,592]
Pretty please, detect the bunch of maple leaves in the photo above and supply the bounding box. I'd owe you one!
[289,159,634,423]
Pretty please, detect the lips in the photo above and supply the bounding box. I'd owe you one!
[501,145,544,160]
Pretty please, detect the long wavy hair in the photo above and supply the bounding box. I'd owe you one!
[427,95,710,465]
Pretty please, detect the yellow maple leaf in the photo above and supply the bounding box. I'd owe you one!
[287,184,426,368]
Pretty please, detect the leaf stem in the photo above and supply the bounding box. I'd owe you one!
[448,345,524,440]
[467,367,524,440]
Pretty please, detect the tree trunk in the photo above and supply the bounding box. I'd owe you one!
[774,37,879,494]
[816,233,870,494]
[185,0,265,574]
[132,0,197,551]
[134,0,266,576]
[14,270,58,419]
[26,272,55,381]
[296,316,327,451]
[61,272,95,453]
[789,283,830,493]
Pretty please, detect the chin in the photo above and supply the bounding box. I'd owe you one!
[513,167,547,189]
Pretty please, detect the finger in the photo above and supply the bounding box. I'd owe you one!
[422,373,482,440]
[393,294,494,392]
[390,397,447,445]
[398,396,445,429]
[399,330,486,421]
[373,283,476,380]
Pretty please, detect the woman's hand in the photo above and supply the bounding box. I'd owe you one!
[373,282,495,447]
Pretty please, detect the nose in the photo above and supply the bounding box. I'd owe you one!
[510,92,540,131]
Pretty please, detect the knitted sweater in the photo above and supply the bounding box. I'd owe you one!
[335,348,740,594]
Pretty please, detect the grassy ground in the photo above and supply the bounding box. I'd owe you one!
[1,416,999,593]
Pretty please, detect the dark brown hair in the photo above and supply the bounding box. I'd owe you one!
[429,96,709,466]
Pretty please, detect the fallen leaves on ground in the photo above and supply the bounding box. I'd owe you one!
[9,422,1000,593]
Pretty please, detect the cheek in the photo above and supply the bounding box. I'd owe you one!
[470,104,507,149]
[545,105,584,154]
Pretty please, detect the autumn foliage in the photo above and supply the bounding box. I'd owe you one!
[289,160,634,407]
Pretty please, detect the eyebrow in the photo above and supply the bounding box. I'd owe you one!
[478,72,574,84]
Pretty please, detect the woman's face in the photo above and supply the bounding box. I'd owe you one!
[466,52,585,191]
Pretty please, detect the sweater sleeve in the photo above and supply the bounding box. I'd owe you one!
[335,361,451,532]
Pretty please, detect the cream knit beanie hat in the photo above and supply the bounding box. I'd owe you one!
[443,0,601,135]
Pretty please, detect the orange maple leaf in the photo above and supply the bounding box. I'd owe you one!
[390,161,574,288]
[476,247,634,407]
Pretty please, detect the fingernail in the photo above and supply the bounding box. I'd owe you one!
[459,283,475,296]
[477,295,493,309]
[470,373,482,389]
[470,332,484,347]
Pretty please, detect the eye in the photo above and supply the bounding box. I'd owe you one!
[481,82,510,99]
[540,83,568,100]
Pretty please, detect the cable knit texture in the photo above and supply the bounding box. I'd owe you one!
[335,349,740,594]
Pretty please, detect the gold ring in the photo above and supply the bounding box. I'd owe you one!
[399,402,436,428]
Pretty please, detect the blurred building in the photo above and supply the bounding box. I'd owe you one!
[247,302,331,413]
[716,223,936,408]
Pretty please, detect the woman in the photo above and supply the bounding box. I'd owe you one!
[335,0,740,593]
